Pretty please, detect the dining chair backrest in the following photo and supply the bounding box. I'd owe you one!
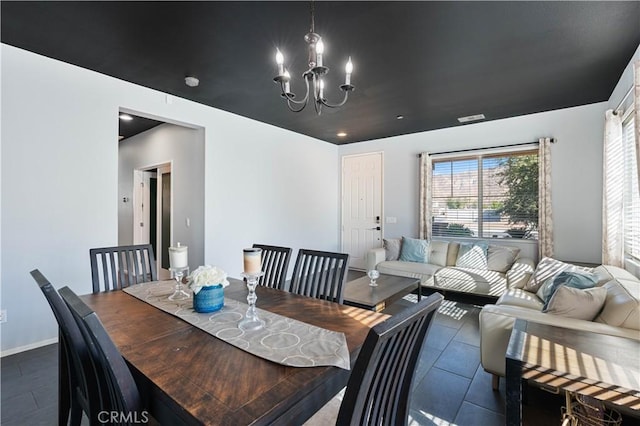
[30,269,102,426]
[90,244,157,293]
[290,249,349,304]
[337,293,444,425]
[59,286,144,423]
[252,244,292,290]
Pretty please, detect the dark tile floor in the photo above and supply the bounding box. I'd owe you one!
[1,275,570,425]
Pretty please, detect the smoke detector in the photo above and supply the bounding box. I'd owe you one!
[185,76,199,87]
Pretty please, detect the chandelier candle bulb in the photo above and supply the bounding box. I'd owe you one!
[243,248,262,274]
[276,49,284,76]
[316,39,324,67]
[345,57,353,85]
[168,243,188,269]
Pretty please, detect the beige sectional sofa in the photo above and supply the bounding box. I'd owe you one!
[366,238,535,299]
[479,260,640,389]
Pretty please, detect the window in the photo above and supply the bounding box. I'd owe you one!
[431,150,539,239]
[622,115,640,260]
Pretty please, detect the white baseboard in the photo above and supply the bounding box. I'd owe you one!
[1,337,58,358]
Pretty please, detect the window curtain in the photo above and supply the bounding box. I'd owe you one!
[602,109,624,266]
[538,138,554,259]
[419,153,432,240]
[635,60,640,193]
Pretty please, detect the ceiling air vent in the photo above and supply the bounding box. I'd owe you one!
[457,114,485,123]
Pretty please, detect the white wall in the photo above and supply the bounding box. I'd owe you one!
[608,44,639,110]
[0,45,339,354]
[339,103,607,264]
[118,123,206,267]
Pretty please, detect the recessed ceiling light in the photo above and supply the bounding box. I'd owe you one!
[396,115,404,120]
[337,132,348,137]
[119,114,133,121]
[457,114,485,123]
[185,76,199,87]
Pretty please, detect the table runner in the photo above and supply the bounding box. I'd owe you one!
[123,280,350,370]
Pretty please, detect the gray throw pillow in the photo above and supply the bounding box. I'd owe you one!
[487,245,520,272]
[544,286,607,321]
[383,238,402,261]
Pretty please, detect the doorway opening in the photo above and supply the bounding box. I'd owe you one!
[133,163,172,273]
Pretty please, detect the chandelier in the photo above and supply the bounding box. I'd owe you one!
[273,1,354,115]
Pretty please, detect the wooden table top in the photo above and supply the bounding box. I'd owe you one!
[81,279,388,425]
[344,274,420,311]
[506,319,640,411]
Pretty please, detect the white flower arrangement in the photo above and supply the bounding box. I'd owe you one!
[188,265,229,295]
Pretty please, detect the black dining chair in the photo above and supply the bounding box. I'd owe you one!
[90,244,157,293]
[59,286,148,425]
[252,244,292,290]
[305,293,444,425]
[30,269,102,426]
[290,249,350,304]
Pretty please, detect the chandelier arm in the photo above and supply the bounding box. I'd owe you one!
[285,99,308,113]
[318,90,350,109]
[280,76,311,106]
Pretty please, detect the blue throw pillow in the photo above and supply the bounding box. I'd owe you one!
[455,242,489,270]
[540,271,597,310]
[398,237,429,263]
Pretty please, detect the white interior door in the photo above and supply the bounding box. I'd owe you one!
[132,170,152,245]
[342,152,383,270]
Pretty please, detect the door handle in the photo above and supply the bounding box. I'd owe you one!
[370,226,381,230]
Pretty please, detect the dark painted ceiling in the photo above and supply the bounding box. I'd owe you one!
[118,114,164,141]
[2,1,639,144]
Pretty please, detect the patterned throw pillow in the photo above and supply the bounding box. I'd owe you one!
[536,271,597,310]
[398,237,429,263]
[455,243,489,270]
[383,238,402,261]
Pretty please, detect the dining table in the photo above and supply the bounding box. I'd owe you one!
[78,278,389,425]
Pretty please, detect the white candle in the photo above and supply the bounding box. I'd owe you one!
[243,248,262,274]
[316,39,324,67]
[276,49,284,76]
[345,57,353,85]
[169,243,188,269]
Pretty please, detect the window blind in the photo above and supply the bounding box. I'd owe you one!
[623,116,640,260]
[431,150,538,239]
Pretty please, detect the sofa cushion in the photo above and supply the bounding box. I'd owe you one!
[433,267,507,297]
[428,241,450,267]
[536,271,598,310]
[544,286,607,321]
[594,279,640,330]
[593,264,639,286]
[487,245,520,273]
[399,237,429,263]
[496,288,544,310]
[383,238,402,261]
[455,243,489,270]
[525,257,579,293]
[446,242,460,266]
[376,261,441,282]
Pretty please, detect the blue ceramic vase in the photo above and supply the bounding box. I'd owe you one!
[193,284,224,313]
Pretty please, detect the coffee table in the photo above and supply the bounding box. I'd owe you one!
[505,319,640,425]
[344,273,421,312]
